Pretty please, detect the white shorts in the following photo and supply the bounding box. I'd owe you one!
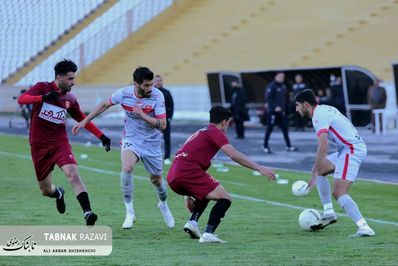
[326,144,367,182]
[121,139,163,176]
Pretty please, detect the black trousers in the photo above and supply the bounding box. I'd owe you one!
[234,118,245,138]
[263,112,291,148]
[163,119,171,159]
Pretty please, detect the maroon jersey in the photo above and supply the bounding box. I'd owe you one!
[167,124,229,182]
[18,82,102,144]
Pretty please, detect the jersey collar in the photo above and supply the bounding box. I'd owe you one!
[51,82,61,92]
[311,104,318,117]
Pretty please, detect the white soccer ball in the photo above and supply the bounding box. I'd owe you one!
[299,209,321,231]
[292,180,309,196]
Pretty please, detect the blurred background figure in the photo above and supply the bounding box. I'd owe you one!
[367,79,387,132]
[230,80,248,139]
[292,74,308,94]
[262,72,297,154]
[292,74,308,131]
[9,88,32,129]
[154,75,174,165]
[329,74,346,115]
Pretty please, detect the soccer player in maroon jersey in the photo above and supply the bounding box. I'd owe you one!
[167,106,275,243]
[18,59,111,226]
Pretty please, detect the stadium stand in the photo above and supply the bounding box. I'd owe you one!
[3,0,398,87]
[0,0,106,83]
[72,0,397,85]
[14,0,174,86]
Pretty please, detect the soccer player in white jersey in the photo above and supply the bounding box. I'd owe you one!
[294,89,375,237]
[72,66,175,229]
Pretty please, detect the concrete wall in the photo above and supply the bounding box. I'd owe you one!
[0,85,211,119]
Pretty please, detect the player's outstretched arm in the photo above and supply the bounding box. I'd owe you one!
[133,105,167,130]
[72,99,112,135]
[221,144,275,181]
[308,133,329,190]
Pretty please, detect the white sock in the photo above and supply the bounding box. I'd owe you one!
[323,203,335,215]
[155,180,167,201]
[125,202,134,215]
[120,171,134,204]
[337,194,365,227]
[317,176,334,215]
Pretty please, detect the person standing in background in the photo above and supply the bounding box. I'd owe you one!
[230,80,248,139]
[262,72,297,154]
[292,74,309,131]
[367,79,387,133]
[329,74,346,115]
[154,75,174,165]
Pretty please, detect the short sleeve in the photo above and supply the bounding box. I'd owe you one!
[110,88,123,105]
[209,127,229,148]
[154,91,166,118]
[312,107,332,136]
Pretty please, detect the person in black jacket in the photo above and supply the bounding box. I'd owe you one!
[263,72,297,154]
[154,75,174,165]
[230,81,248,139]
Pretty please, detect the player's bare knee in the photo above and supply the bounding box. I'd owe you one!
[122,165,134,173]
[333,189,345,200]
[66,170,82,186]
[150,175,162,186]
[221,193,232,202]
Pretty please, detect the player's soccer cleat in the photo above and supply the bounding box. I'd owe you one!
[310,213,337,230]
[183,220,201,239]
[56,187,66,214]
[286,146,298,152]
[348,227,375,238]
[122,213,136,229]
[158,201,175,228]
[199,233,226,243]
[164,158,172,165]
[262,147,272,154]
[84,211,98,226]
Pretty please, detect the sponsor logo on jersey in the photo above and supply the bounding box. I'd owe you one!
[39,103,67,124]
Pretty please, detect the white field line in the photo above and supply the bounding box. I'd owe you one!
[230,194,398,227]
[1,150,397,227]
[216,159,398,185]
[1,132,396,185]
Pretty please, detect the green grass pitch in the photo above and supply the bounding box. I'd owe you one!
[0,134,397,265]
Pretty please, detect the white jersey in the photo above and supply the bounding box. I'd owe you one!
[312,105,365,154]
[109,86,166,154]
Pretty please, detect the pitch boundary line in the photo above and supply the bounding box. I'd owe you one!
[1,132,396,185]
[1,150,397,227]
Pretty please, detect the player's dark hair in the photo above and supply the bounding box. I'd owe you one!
[133,66,154,84]
[54,59,78,78]
[294,89,317,106]
[209,106,232,124]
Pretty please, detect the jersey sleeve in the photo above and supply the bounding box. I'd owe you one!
[312,107,332,136]
[109,88,123,105]
[154,92,166,119]
[209,128,229,148]
[17,83,44,104]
